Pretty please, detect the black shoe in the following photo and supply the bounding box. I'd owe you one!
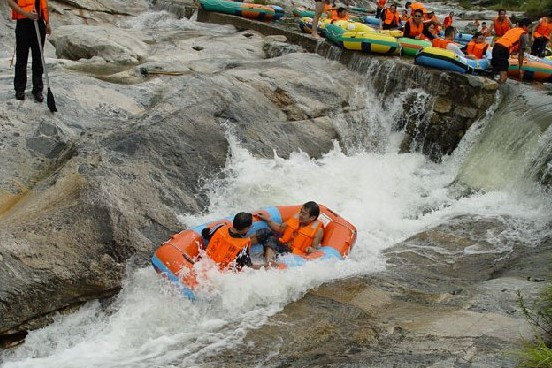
[15,91,25,100]
[32,91,44,103]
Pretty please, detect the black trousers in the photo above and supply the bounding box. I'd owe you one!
[531,36,548,58]
[14,19,46,94]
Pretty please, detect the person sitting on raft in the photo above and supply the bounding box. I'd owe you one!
[465,32,489,59]
[420,21,438,40]
[202,212,262,271]
[255,201,324,266]
[331,7,350,21]
[424,10,441,32]
[480,21,491,37]
[531,12,552,58]
[379,3,401,30]
[403,8,425,39]
[401,9,409,22]
[432,26,477,59]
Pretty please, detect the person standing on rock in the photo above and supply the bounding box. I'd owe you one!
[311,0,329,39]
[491,18,531,84]
[7,0,52,102]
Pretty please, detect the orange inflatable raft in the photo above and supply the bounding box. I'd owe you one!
[151,204,357,299]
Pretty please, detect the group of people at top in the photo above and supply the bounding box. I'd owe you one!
[311,0,552,84]
[200,202,325,271]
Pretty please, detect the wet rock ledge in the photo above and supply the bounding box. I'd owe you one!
[197,9,499,161]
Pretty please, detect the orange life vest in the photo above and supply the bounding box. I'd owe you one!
[205,225,250,270]
[383,8,399,26]
[407,18,424,37]
[279,214,323,255]
[378,0,387,7]
[466,40,488,59]
[331,14,349,21]
[534,17,552,39]
[431,38,455,49]
[443,16,453,29]
[493,16,511,36]
[11,0,49,22]
[495,27,526,53]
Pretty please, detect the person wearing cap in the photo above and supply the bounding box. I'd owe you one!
[491,18,532,83]
[255,201,324,266]
[531,12,552,58]
[405,1,425,17]
[202,212,262,270]
[423,9,441,33]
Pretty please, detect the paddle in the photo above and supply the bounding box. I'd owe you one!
[33,20,57,112]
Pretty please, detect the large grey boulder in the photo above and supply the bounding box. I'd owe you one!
[49,25,149,63]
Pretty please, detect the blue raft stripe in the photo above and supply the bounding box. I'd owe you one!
[151,255,196,300]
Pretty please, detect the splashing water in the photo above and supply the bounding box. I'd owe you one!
[3,53,552,368]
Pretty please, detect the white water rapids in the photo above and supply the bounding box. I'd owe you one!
[2,12,552,368]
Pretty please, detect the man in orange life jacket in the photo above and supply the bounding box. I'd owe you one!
[255,201,324,265]
[491,18,531,84]
[379,3,401,31]
[202,212,261,271]
[493,9,511,37]
[465,32,489,59]
[432,26,476,59]
[443,12,454,29]
[7,0,52,102]
[531,12,552,58]
[331,7,349,21]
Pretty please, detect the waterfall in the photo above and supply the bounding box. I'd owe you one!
[455,84,552,191]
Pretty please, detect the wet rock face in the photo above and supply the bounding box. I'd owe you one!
[0,10,369,335]
[202,216,551,367]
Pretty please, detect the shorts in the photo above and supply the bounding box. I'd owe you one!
[491,44,510,72]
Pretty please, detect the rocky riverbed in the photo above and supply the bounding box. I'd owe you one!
[0,1,551,367]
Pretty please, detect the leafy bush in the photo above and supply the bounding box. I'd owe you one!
[517,284,552,368]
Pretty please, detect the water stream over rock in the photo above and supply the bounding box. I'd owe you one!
[0,2,551,367]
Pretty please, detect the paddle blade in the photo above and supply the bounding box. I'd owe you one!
[47,88,57,112]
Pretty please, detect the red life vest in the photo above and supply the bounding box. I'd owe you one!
[407,18,424,38]
[466,40,488,59]
[279,214,323,255]
[205,225,250,270]
[12,0,49,22]
[534,17,552,39]
[493,16,511,37]
[431,38,454,49]
[383,8,399,26]
[495,27,526,53]
[443,16,453,29]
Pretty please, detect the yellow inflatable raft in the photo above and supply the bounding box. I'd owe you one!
[341,31,400,55]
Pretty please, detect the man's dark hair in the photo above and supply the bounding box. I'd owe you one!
[473,31,483,38]
[233,212,253,230]
[482,21,487,25]
[303,201,320,218]
[444,26,455,37]
[548,11,552,17]
[337,7,346,13]
[413,8,423,16]
[498,8,506,14]
[518,17,531,28]
[405,1,411,8]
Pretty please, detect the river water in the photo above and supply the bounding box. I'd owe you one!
[2,13,552,368]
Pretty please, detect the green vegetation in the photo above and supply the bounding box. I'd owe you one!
[517,284,552,368]
[459,0,552,18]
